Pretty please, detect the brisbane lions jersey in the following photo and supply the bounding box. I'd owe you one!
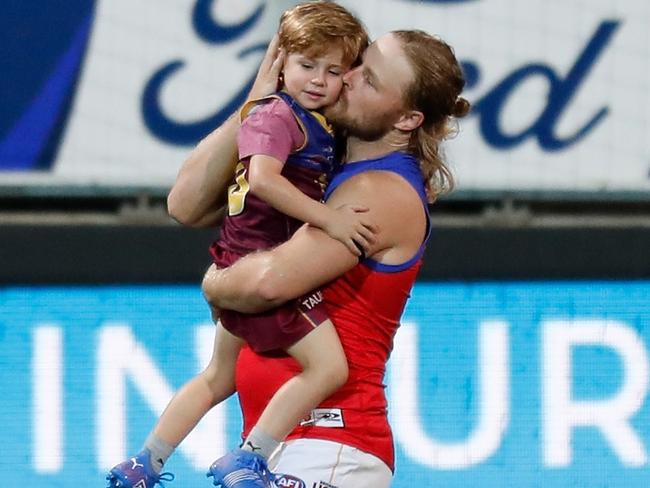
[213,91,337,258]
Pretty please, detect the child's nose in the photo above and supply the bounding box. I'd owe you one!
[311,73,325,86]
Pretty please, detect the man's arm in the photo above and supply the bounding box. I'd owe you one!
[167,35,285,227]
[202,170,426,313]
[202,223,360,313]
[167,114,239,227]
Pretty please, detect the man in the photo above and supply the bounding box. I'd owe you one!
[168,29,469,488]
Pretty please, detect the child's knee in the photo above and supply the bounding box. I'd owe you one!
[202,363,235,397]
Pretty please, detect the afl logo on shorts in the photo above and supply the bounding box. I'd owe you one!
[275,474,306,488]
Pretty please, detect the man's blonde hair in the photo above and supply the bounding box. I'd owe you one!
[394,30,470,202]
[279,1,368,67]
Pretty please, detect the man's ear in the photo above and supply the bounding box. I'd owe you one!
[394,110,424,132]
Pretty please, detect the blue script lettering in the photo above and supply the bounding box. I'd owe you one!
[142,44,264,146]
[471,20,620,151]
[143,2,620,152]
[142,0,265,145]
[192,0,265,44]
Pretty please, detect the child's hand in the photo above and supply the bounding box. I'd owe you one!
[323,205,378,257]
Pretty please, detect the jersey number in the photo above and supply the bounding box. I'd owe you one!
[228,162,250,216]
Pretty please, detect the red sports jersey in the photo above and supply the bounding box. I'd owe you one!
[236,259,423,471]
[236,151,429,470]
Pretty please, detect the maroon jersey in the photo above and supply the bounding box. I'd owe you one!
[213,93,335,257]
[209,93,335,353]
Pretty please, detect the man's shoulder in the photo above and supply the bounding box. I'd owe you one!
[327,167,426,258]
[331,168,419,205]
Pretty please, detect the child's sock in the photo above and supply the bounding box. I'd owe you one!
[241,426,280,460]
[143,432,175,473]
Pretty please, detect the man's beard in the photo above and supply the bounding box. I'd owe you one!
[324,92,397,142]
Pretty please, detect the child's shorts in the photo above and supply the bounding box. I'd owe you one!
[211,246,330,353]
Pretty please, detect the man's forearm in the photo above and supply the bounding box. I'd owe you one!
[167,113,239,227]
[202,225,359,314]
[167,35,284,228]
[202,259,279,314]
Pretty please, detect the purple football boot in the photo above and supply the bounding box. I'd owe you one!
[106,449,174,488]
[207,448,275,487]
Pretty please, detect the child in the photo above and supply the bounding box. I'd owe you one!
[106,3,370,488]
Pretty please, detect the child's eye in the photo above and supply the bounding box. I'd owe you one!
[329,70,342,76]
[301,63,313,69]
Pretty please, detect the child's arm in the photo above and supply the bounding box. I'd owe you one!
[247,154,376,256]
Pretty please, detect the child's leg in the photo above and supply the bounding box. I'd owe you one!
[244,319,348,457]
[140,322,244,470]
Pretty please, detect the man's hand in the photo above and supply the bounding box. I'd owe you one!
[248,33,286,101]
[202,264,222,309]
[209,305,221,324]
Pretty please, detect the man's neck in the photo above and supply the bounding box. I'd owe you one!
[345,131,410,163]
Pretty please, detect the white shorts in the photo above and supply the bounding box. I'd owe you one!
[268,438,393,488]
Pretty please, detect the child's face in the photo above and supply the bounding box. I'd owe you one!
[282,47,347,110]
